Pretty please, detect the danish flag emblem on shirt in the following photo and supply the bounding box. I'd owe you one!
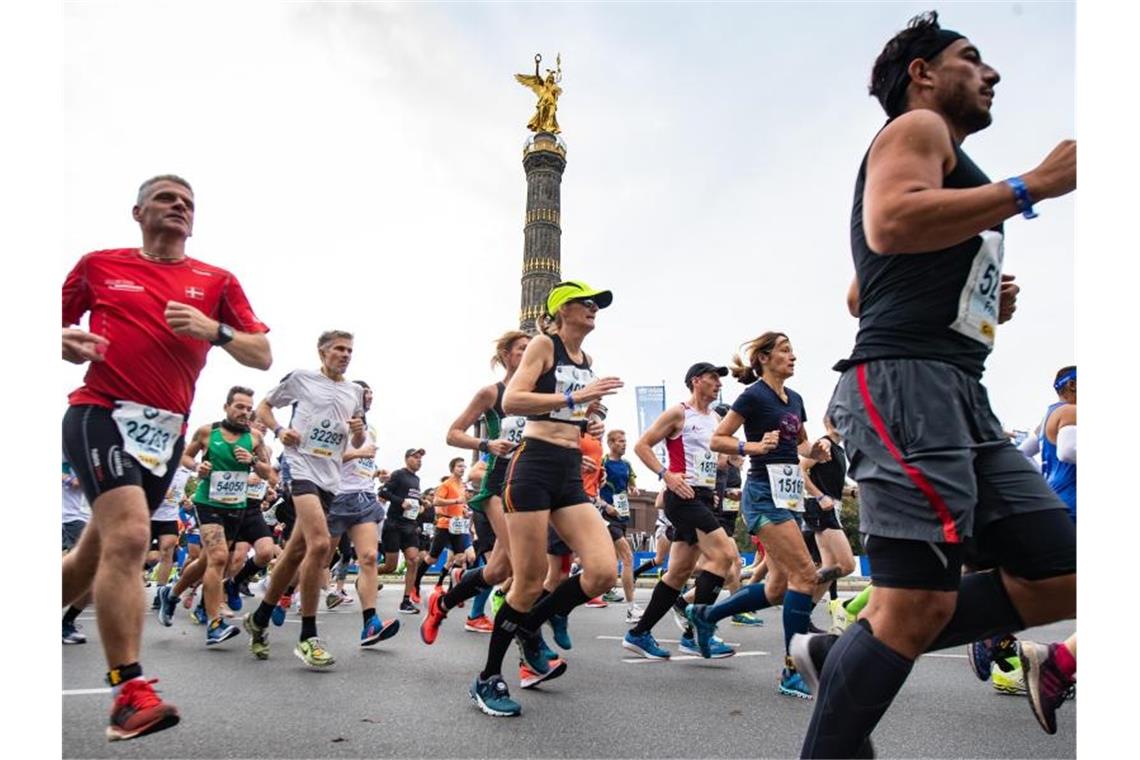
[185,286,205,300]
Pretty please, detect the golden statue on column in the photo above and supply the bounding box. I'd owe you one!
[515,53,562,134]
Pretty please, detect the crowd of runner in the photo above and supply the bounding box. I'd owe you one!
[60,10,1077,757]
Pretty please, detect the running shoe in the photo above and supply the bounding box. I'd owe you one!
[205,619,240,646]
[361,615,400,647]
[732,612,763,626]
[779,666,813,699]
[294,636,335,668]
[399,599,420,615]
[106,678,180,742]
[238,581,254,597]
[548,613,572,650]
[1019,640,1075,735]
[420,585,448,645]
[516,632,555,675]
[181,590,196,610]
[63,622,87,645]
[409,589,422,605]
[242,613,270,660]
[156,586,178,627]
[707,636,736,659]
[470,674,521,717]
[584,596,608,608]
[192,603,208,626]
[151,589,162,610]
[671,602,690,634]
[789,632,838,695]
[827,598,852,634]
[337,589,355,606]
[326,591,344,610]
[602,589,623,603]
[464,615,494,633]
[991,656,1026,695]
[622,630,670,660]
[684,603,717,659]
[519,656,568,689]
[489,587,507,619]
[625,604,644,625]
[451,569,465,608]
[538,634,559,662]
[967,635,998,682]
[270,601,288,627]
[678,634,701,656]
[224,580,242,611]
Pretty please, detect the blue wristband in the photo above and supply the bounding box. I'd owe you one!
[1005,176,1038,219]
[738,440,746,456]
[564,389,576,410]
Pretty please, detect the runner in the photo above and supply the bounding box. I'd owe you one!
[623,362,740,660]
[325,380,400,647]
[378,448,426,613]
[62,461,91,645]
[157,386,271,645]
[413,458,472,604]
[684,334,833,699]
[469,280,621,718]
[61,174,271,740]
[243,330,367,667]
[599,428,642,622]
[150,464,193,610]
[421,331,529,643]
[633,490,672,581]
[792,13,1076,755]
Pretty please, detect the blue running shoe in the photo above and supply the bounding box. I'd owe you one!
[732,612,763,626]
[193,603,208,626]
[360,615,400,647]
[622,630,670,660]
[470,674,521,717]
[708,636,736,659]
[516,633,552,675]
[156,586,178,627]
[779,667,813,699]
[224,580,242,612]
[538,633,558,662]
[206,619,240,646]
[678,635,701,656]
[684,603,717,659]
[968,636,997,681]
[271,603,287,627]
[548,613,572,651]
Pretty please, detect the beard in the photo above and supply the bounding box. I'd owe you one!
[941,81,993,135]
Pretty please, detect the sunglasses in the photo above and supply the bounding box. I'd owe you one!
[569,298,599,309]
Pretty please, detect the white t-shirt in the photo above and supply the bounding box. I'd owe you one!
[338,425,379,494]
[264,369,365,493]
[62,475,90,523]
[154,466,193,522]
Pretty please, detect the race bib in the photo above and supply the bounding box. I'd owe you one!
[246,478,268,501]
[949,230,1004,347]
[208,470,248,505]
[300,417,347,459]
[402,498,421,521]
[694,450,718,489]
[549,365,595,423]
[766,463,805,511]
[422,523,436,539]
[500,415,527,453]
[723,496,740,513]
[613,492,630,518]
[355,456,376,479]
[111,401,184,477]
[449,517,471,535]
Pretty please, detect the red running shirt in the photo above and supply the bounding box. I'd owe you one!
[62,248,269,416]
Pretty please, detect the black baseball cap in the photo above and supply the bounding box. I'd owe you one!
[685,362,728,388]
[404,448,425,458]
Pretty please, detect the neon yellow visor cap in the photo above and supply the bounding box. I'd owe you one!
[545,280,614,317]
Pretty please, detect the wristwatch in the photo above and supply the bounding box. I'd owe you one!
[211,323,235,346]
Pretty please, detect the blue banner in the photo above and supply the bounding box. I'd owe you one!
[635,385,667,462]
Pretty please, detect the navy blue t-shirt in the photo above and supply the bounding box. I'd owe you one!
[731,381,806,474]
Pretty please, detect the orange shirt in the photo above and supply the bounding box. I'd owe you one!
[580,434,605,500]
[435,477,467,529]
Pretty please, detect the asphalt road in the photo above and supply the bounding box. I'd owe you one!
[63,585,1076,759]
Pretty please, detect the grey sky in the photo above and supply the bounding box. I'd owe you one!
[62,1,1075,481]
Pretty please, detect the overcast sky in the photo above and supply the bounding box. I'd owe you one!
[60,1,1075,483]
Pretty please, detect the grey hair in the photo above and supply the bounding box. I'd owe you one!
[318,330,354,349]
[137,174,193,205]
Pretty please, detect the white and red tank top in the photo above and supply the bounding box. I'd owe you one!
[665,403,719,489]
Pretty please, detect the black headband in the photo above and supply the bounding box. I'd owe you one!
[883,28,965,115]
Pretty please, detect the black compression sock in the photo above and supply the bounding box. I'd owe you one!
[442,567,489,611]
[523,577,587,630]
[926,571,1026,652]
[363,608,376,625]
[631,579,682,636]
[62,606,83,626]
[694,571,725,605]
[828,580,838,601]
[300,616,318,641]
[414,559,431,590]
[233,557,262,587]
[481,601,526,680]
[285,584,296,596]
[800,619,913,758]
[632,559,658,579]
[253,601,276,629]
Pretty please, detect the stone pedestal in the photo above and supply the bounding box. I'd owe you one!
[519,132,567,333]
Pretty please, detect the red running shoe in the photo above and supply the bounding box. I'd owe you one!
[465,615,494,633]
[519,657,567,689]
[420,585,448,645]
[106,678,180,742]
[585,596,608,609]
[409,589,422,605]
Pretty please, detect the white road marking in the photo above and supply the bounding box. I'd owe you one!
[63,688,111,696]
[622,651,769,663]
[597,635,741,646]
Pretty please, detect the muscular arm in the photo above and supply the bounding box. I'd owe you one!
[503,336,563,415]
[633,406,684,475]
[446,385,497,450]
[222,331,272,371]
[846,277,860,318]
[251,431,272,478]
[180,426,209,470]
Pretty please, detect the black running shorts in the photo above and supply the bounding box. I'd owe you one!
[150,520,179,541]
[382,520,420,553]
[473,509,496,558]
[663,488,722,546]
[236,505,274,544]
[193,503,246,545]
[503,437,590,512]
[802,497,843,532]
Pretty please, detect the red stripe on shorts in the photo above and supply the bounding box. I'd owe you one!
[855,364,960,543]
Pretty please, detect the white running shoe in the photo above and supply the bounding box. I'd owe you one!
[625,604,644,625]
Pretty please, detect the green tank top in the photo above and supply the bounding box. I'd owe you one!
[192,425,254,509]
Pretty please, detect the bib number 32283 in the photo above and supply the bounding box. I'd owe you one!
[111,401,184,478]
[766,463,804,512]
[950,230,1004,348]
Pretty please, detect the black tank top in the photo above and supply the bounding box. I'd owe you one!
[530,334,595,430]
[837,123,1005,379]
[807,438,847,500]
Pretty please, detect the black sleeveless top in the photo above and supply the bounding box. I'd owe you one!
[837,121,1005,379]
[529,334,595,430]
